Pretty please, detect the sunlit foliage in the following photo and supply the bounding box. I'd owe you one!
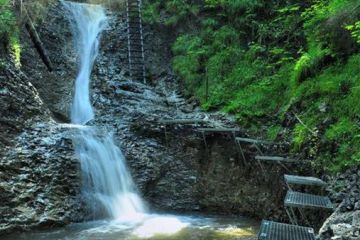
[144,0,360,172]
[0,0,20,65]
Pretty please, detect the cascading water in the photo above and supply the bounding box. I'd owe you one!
[62,1,146,220]
[64,1,105,125]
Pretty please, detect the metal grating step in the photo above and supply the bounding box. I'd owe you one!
[284,174,327,187]
[284,191,333,210]
[258,220,315,240]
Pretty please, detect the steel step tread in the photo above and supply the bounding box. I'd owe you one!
[284,175,327,187]
[258,220,315,240]
[284,191,333,210]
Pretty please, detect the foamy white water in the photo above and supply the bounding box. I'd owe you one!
[63,1,146,220]
[63,1,107,124]
[73,128,146,220]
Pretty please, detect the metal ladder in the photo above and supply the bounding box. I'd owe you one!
[126,0,146,83]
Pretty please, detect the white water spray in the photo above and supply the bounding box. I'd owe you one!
[64,1,106,124]
[63,1,146,220]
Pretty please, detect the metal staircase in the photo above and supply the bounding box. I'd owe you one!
[126,0,146,83]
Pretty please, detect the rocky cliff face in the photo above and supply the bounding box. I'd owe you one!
[0,60,83,234]
[0,1,83,234]
[319,167,360,240]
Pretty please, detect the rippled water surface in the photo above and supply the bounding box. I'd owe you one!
[5,214,259,240]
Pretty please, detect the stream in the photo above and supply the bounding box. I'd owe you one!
[3,214,259,240]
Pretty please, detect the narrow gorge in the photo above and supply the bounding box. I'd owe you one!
[0,0,359,240]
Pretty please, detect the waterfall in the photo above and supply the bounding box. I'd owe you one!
[63,1,146,220]
[63,1,106,125]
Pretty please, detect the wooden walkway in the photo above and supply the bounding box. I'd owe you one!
[153,117,333,237]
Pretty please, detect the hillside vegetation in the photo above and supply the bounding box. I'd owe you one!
[143,0,360,172]
[0,0,20,64]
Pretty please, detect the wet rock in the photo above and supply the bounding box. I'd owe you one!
[319,166,360,239]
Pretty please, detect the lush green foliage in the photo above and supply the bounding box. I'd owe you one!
[0,0,15,35]
[346,21,360,44]
[0,0,20,65]
[144,0,359,172]
[143,0,199,26]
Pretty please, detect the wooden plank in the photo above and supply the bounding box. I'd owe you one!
[24,8,53,72]
[236,137,272,145]
[158,119,208,125]
[255,156,298,163]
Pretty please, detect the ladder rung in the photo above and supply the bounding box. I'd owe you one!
[128,33,142,36]
[130,53,144,56]
[129,57,144,61]
[129,49,144,52]
[128,38,143,41]
[129,44,144,47]
[129,54,144,57]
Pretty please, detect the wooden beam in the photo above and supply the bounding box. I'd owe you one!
[255,156,298,163]
[24,8,53,72]
[198,128,241,133]
[236,137,272,145]
[158,119,208,125]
